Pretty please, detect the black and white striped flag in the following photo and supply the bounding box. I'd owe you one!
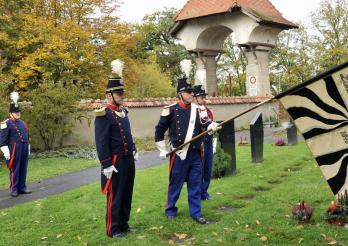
[277,62,348,196]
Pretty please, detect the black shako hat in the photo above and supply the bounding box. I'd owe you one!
[9,103,20,113]
[193,85,208,97]
[177,78,193,93]
[106,77,125,93]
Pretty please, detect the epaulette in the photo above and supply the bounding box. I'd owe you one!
[95,107,106,117]
[0,119,8,129]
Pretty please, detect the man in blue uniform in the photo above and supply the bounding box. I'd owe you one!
[94,75,138,238]
[0,92,31,197]
[193,85,215,200]
[155,78,219,224]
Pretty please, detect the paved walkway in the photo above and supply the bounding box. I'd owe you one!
[0,127,300,209]
[0,152,164,209]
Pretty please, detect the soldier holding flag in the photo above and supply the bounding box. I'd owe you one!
[94,60,139,238]
[155,60,220,224]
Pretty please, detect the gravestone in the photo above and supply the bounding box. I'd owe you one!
[250,112,263,163]
[287,120,298,145]
[218,120,236,174]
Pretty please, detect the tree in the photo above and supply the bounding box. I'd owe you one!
[133,8,189,84]
[270,26,315,92]
[127,59,175,98]
[25,80,79,150]
[311,0,348,72]
[217,35,247,96]
[0,0,127,98]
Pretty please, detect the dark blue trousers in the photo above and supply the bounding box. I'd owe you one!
[201,142,213,199]
[6,143,29,193]
[165,150,202,218]
[105,155,135,237]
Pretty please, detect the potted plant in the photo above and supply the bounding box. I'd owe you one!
[324,191,348,226]
[292,201,313,224]
[324,201,346,226]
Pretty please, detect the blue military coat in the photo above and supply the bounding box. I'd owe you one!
[0,118,29,146]
[155,102,208,151]
[94,104,136,169]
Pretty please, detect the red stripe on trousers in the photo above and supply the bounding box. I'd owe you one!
[102,155,118,195]
[8,143,16,170]
[166,154,176,208]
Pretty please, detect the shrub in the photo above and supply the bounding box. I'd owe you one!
[30,145,97,160]
[212,140,231,178]
[25,80,79,150]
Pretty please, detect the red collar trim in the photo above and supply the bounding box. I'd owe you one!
[106,103,120,111]
[178,101,190,109]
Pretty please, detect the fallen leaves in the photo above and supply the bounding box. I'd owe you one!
[174,233,187,240]
[137,235,146,240]
[321,233,339,245]
[223,227,233,232]
[260,236,268,242]
[56,234,63,239]
[136,207,141,213]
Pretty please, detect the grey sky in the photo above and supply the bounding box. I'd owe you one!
[119,0,323,25]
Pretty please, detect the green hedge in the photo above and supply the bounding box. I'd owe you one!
[212,140,231,179]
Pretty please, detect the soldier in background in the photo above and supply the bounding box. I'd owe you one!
[155,77,220,224]
[94,60,139,238]
[0,92,31,197]
[193,85,216,200]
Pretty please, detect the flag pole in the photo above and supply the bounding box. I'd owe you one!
[167,97,274,157]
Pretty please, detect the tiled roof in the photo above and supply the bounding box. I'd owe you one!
[174,0,297,28]
[81,96,271,109]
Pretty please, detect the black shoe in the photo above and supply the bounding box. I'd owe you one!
[193,217,207,224]
[19,190,32,194]
[11,192,19,197]
[113,232,127,238]
[125,227,136,233]
[202,196,211,201]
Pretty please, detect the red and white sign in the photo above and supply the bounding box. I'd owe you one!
[249,75,258,96]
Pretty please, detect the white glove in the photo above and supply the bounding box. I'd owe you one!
[0,146,10,160]
[103,165,118,179]
[156,140,169,160]
[133,150,139,161]
[213,137,217,154]
[207,122,221,135]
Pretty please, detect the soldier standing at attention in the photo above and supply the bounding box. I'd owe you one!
[193,85,216,200]
[0,92,31,197]
[94,60,139,238]
[155,60,220,224]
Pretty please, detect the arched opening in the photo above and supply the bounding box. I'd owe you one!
[196,25,232,51]
[216,33,247,96]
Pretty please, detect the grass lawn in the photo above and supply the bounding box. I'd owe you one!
[0,158,96,190]
[0,142,347,245]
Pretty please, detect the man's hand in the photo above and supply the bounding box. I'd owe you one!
[156,140,169,160]
[133,151,139,161]
[103,165,118,179]
[207,122,221,135]
[0,146,10,160]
